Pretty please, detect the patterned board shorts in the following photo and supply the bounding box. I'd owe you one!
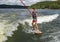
[32,19,37,22]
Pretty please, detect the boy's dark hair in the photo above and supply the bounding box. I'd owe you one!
[32,8,35,10]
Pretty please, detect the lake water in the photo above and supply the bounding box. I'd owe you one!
[0,9,60,42]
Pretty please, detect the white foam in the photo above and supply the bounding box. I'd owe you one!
[23,14,59,26]
[0,20,19,42]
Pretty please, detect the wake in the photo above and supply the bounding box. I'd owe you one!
[23,14,59,26]
[0,14,59,42]
[0,20,19,42]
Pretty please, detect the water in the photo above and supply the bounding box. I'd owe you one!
[0,9,60,42]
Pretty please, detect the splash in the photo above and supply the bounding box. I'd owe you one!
[0,20,19,42]
[23,14,59,26]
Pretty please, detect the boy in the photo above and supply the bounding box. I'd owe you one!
[31,8,42,34]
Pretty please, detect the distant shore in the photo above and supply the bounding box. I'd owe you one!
[0,4,29,9]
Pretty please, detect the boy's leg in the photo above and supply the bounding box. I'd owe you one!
[32,21,35,30]
[35,22,39,30]
[35,22,42,33]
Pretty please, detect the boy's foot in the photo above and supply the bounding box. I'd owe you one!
[31,26,35,30]
[32,28,35,31]
[35,30,42,34]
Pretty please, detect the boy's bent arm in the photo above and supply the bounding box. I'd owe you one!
[30,12,32,17]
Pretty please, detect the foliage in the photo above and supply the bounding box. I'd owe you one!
[29,1,60,9]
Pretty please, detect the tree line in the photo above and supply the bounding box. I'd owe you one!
[29,1,60,9]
